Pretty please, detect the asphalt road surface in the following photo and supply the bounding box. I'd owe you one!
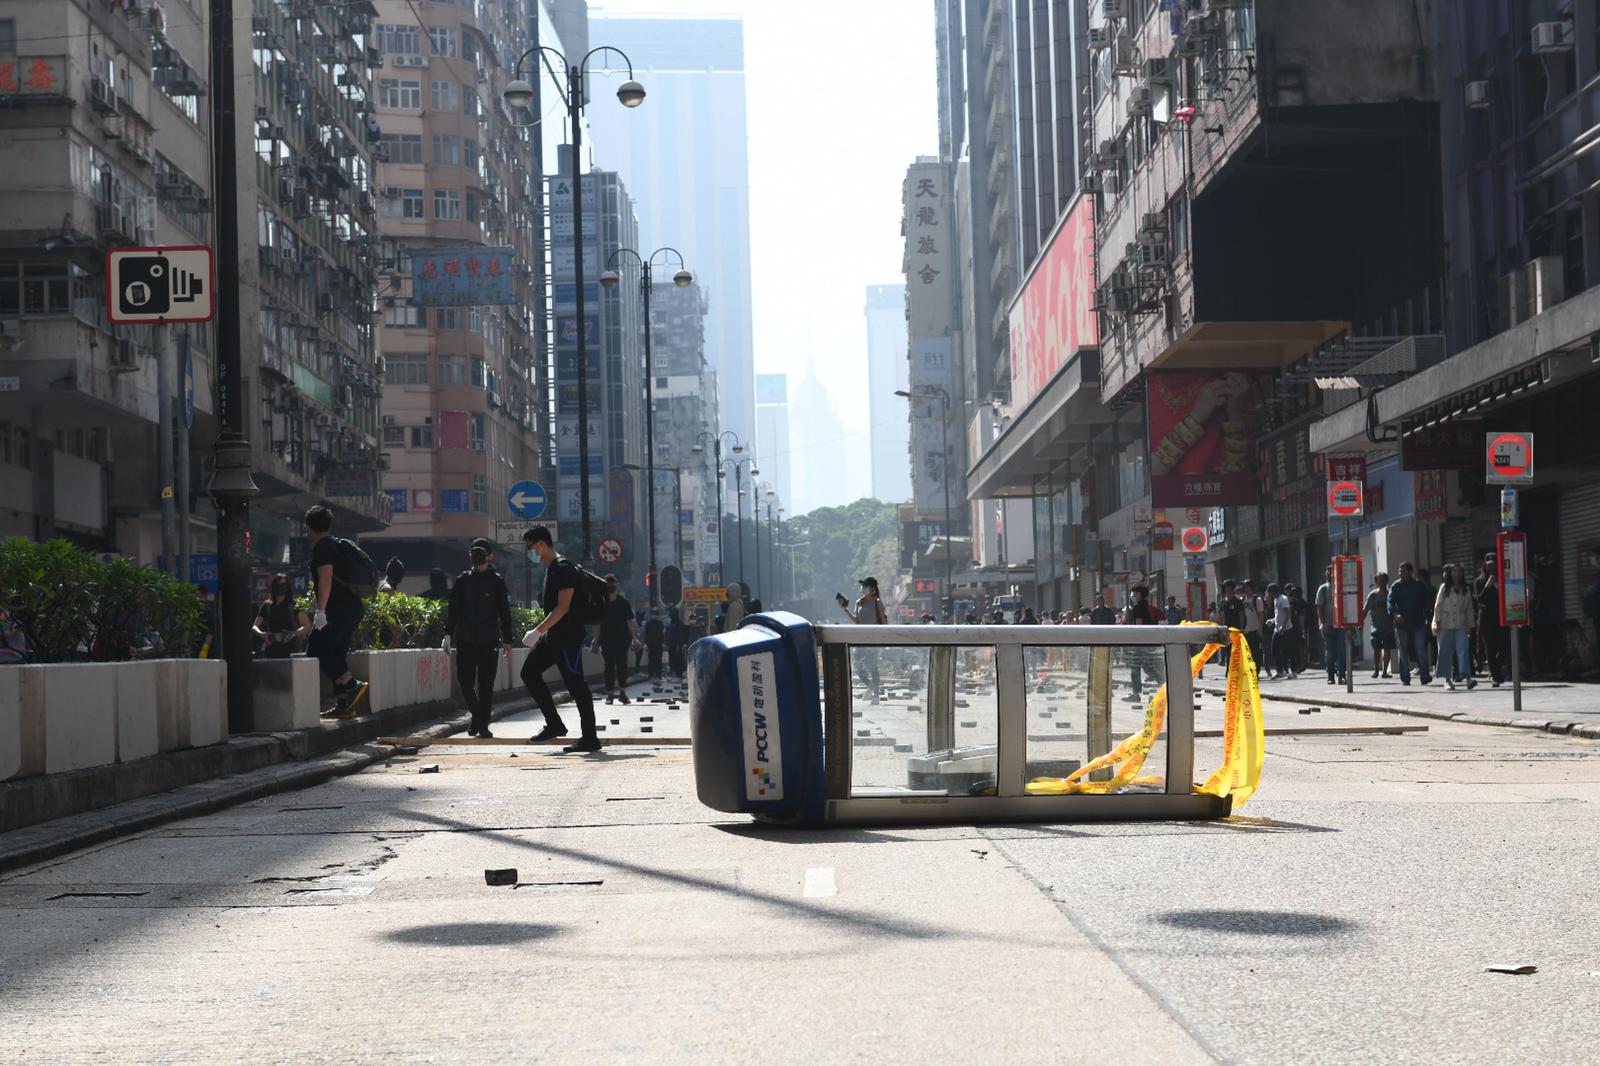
[3,680,1598,1065]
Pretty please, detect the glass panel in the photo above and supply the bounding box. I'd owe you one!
[1022,643,1169,794]
[847,645,999,797]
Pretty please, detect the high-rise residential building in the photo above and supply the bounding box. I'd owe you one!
[0,0,387,570]
[864,285,911,503]
[754,373,790,515]
[363,0,546,591]
[788,364,847,516]
[583,13,756,449]
[651,280,718,584]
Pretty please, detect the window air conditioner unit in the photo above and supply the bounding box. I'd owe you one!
[1142,58,1172,84]
[1110,268,1135,291]
[1126,87,1153,116]
[1102,173,1122,196]
[1103,0,1125,18]
[382,414,395,426]
[1140,211,1167,235]
[1098,138,1122,159]
[1137,243,1169,267]
[1531,21,1573,53]
[1082,173,1104,194]
[1108,289,1136,313]
[1209,0,1251,8]
[1087,27,1111,50]
[1464,81,1491,110]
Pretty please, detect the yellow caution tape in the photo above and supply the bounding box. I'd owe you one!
[1024,625,1264,807]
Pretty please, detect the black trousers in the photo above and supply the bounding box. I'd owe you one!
[521,634,596,738]
[1480,624,1507,683]
[307,600,362,683]
[456,643,499,731]
[668,645,686,676]
[647,642,663,679]
[601,642,630,692]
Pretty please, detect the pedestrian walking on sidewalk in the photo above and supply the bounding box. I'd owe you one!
[1241,581,1267,668]
[1266,583,1297,680]
[594,575,641,705]
[303,505,371,719]
[443,539,514,737]
[1433,562,1478,691]
[666,606,689,677]
[1123,584,1161,703]
[1389,562,1433,686]
[839,577,888,703]
[1315,566,1345,684]
[520,526,601,754]
[1366,572,1394,678]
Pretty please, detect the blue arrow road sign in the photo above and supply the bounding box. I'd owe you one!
[507,480,547,520]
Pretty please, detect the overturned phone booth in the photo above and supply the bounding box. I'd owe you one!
[688,611,1261,826]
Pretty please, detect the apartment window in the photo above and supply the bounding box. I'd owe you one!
[383,303,421,327]
[382,425,405,447]
[465,190,479,222]
[377,24,421,55]
[433,189,461,220]
[468,306,482,332]
[463,90,480,117]
[434,307,463,330]
[380,188,424,219]
[469,413,485,451]
[428,28,456,57]
[0,20,15,53]
[471,355,485,386]
[389,354,429,385]
[472,473,487,512]
[378,78,421,110]
[438,355,467,384]
[410,425,434,448]
[461,29,480,65]
[431,134,460,165]
[430,80,459,111]
[0,420,10,466]
[379,133,422,164]
[0,263,71,316]
[464,138,478,169]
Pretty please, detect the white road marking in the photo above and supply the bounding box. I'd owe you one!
[803,866,837,898]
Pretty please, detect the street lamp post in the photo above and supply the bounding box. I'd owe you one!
[504,47,645,561]
[692,431,743,585]
[896,387,954,620]
[601,248,691,606]
[672,467,686,572]
[724,456,758,591]
[207,0,261,730]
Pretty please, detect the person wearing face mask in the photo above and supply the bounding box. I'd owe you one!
[443,538,514,738]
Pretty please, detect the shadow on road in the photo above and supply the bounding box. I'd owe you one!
[384,921,561,947]
[1153,909,1358,937]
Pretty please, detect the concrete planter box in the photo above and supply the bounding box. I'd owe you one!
[253,657,321,731]
[348,649,454,712]
[0,659,229,784]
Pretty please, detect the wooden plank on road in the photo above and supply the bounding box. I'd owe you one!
[1193,725,1429,739]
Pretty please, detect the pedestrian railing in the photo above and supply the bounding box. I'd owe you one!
[687,613,1264,826]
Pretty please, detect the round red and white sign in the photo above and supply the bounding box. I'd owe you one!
[1487,432,1533,480]
[597,537,624,564]
[1180,526,1208,554]
[1327,480,1363,517]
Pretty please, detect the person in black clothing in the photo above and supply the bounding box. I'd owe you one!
[520,525,600,753]
[1088,595,1118,626]
[443,538,514,737]
[252,573,308,659]
[1476,561,1508,687]
[666,606,689,677]
[594,574,641,704]
[1123,584,1160,703]
[304,505,369,718]
[645,608,666,680]
[420,568,451,601]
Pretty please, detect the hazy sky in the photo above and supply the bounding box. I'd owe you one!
[588,1,939,512]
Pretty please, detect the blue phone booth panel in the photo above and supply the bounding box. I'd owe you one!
[687,611,824,825]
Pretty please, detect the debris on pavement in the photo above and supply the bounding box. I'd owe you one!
[418,764,440,774]
[484,868,518,886]
[1484,964,1538,975]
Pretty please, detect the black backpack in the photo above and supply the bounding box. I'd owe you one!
[334,537,380,599]
[553,558,609,625]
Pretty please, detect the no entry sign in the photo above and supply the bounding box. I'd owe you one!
[597,537,624,564]
[1327,480,1364,518]
[1180,526,1208,554]
[1485,432,1534,484]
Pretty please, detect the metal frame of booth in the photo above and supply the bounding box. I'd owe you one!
[813,623,1234,824]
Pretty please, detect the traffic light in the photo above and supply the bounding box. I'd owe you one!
[659,564,683,607]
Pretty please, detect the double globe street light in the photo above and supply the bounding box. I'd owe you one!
[601,249,692,606]
[504,47,644,560]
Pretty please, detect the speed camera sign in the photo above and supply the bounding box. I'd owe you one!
[106,246,215,324]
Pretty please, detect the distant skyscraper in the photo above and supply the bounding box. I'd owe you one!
[865,285,911,503]
[586,13,756,450]
[789,365,853,514]
[754,374,791,515]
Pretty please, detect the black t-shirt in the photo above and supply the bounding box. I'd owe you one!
[1126,599,1159,625]
[600,595,634,645]
[540,557,586,642]
[257,599,296,633]
[309,536,356,612]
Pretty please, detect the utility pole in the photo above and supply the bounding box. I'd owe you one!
[155,325,175,576]
[208,0,260,731]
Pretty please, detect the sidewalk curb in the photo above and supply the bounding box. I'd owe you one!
[1199,684,1600,740]
[0,693,546,874]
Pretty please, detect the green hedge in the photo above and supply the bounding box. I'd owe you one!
[295,590,545,651]
[0,538,204,663]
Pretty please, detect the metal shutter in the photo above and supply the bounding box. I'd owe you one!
[1559,480,1600,617]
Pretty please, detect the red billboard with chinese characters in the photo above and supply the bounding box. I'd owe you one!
[1147,370,1269,508]
[1009,195,1098,409]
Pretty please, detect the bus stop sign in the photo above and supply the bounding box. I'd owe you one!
[1486,432,1534,484]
